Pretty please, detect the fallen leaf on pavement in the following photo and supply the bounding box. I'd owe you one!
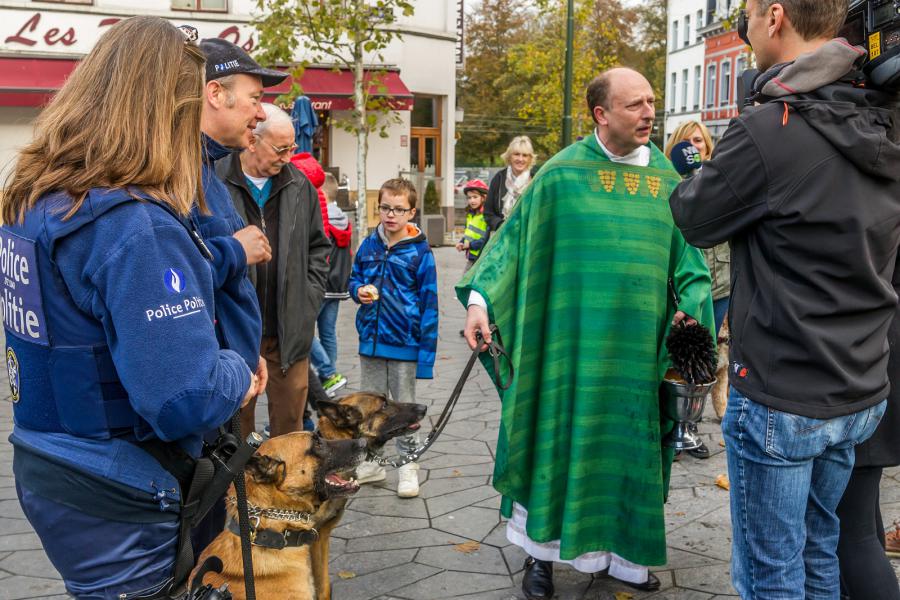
[719,440,726,447]
[614,592,634,600]
[451,469,463,477]
[716,474,730,490]
[674,511,686,517]
[453,541,481,554]
[337,571,355,579]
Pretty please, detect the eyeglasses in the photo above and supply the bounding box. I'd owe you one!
[261,139,298,156]
[379,205,412,216]
[177,25,198,44]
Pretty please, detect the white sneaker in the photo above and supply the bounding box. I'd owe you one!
[355,460,386,484]
[397,462,420,498]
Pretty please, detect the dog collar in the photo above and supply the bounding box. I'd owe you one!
[226,496,315,524]
[226,517,319,549]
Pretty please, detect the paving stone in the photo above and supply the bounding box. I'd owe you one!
[428,462,497,479]
[0,548,58,579]
[416,543,509,574]
[674,563,737,595]
[392,571,512,598]
[667,506,733,560]
[426,485,500,517]
[501,544,529,574]
[328,548,416,577]
[349,529,470,553]
[0,517,35,536]
[474,495,502,510]
[419,476,489,499]
[0,532,44,552]
[428,440,493,456]
[348,495,429,519]
[661,547,728,571]
[332,514,430,538]
[0,575,68,600]
[418,453,495,471]
[432,506,500,540]
[0,500,25,520]
[331,561,441,600]
[482,521,510,548]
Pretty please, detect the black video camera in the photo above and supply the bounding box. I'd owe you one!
[839,0,900,92]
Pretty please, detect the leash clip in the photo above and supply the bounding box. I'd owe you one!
[248,516,260,544]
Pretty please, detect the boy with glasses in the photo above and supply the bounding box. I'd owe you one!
[350,178,439,497]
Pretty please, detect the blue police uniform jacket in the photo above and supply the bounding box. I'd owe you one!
[4,187,251,510]
[349,224,439,379]
[194,134,263,371]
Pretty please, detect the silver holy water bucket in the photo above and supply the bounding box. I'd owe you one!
[661,377,717,451]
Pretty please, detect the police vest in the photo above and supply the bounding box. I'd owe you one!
[3,190,206,440]
[465,212,488,258]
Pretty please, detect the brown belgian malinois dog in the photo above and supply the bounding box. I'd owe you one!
[189,431,366,600]
[310,393,427,600]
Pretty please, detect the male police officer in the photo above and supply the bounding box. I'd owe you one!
[669,1,900,598]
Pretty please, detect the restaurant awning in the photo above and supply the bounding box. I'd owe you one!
[0,57,414,110]
[263,66,414,111]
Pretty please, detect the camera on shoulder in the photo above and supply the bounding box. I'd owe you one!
[839,0,900,92]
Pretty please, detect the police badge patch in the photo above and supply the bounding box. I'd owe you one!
[6,347,19,403]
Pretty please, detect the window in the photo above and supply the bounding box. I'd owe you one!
[696,10,704,42]
[670,72,678,111]
[172,0,227,11]
[681,69,688,112]
[673,21,679,50]
[720,60,732,106]
[694,65,702,110]
[706,63,717,108]
[412,96,439,128]
[735,56,746,106]
[684,15,691,47]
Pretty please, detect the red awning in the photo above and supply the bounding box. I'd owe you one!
[263,67,413,111]
[0,57,414,110]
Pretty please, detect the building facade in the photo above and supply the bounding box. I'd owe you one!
[664,0,708,142]
[699,0,750,141]
[0,0,460,228]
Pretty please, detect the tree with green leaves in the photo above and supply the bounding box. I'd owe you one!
[253,0,414,236]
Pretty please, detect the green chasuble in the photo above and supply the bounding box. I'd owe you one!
[455,135,714,567]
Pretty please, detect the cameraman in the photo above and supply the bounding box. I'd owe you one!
[669,1,900,598]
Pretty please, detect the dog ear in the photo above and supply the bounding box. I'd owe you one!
[317,400,363,428]
[245,453,287,486]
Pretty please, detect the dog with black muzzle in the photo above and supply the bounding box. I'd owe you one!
[189,431,366,600]
[309,392,427,600]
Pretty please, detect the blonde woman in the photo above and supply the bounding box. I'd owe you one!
[665,121,728,334]
[484,135,537,230]
[1,17,257,598]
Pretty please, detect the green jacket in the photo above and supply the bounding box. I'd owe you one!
[703,243,731,301]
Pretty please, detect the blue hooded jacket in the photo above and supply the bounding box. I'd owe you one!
[193,135,262,371]
[349,224,438,378]
[5,187,250,506]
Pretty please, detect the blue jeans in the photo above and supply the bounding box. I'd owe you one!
[723,388,886,600]
[310,299,341,379]
[713,297,729,334]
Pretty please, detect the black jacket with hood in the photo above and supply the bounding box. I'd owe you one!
[670,40,900,419]
[217,154,331,370]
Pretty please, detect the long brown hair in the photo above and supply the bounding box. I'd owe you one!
[2,16,206,224]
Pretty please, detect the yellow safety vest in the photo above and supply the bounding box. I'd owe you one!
[464,211,488,258]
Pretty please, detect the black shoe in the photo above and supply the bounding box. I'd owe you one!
[619,572,661,592]
[522,557,554,600]
[688,441,710,459]
[459,329,465,337]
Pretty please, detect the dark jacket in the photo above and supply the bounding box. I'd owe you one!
[349,224,439,379]
[325,203,353,299]
[855,303,900,468]
[484,167,535,231]
[194,135,263,371]
[669,40,900,419]
[217,154,331,370]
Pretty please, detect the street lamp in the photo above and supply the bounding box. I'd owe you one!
[562,0,574,148]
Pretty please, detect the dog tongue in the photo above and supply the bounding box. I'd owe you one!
[326,473,348,486]
[408,423,421,430]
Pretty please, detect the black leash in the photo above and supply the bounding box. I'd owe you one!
[369,325,513,468]
[230,415,257,600]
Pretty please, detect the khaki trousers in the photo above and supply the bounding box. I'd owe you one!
[240,336,309,438]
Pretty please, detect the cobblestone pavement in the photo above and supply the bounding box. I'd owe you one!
[1,246,899,599]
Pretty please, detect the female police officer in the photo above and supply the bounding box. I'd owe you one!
[0,17,258,599]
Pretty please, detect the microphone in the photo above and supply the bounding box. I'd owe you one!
[670,141,703,177]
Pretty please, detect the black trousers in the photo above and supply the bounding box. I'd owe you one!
[836,466,900,600]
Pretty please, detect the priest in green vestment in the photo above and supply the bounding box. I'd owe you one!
[457,68,714,598]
